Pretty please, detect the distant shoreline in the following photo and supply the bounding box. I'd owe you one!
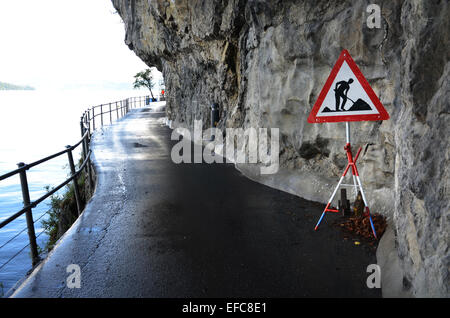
[0,81,35,90]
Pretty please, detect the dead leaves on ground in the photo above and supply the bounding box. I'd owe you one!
[335,213,387,248]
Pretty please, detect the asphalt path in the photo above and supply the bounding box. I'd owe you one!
[11,107,380,297]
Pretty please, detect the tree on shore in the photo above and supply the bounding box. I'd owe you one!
[133,69,155,99]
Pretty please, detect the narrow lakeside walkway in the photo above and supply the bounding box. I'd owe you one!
[11,107,379,297]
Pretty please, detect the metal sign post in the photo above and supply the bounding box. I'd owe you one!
[314,122,377,238]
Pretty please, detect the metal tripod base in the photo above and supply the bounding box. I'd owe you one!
[314,123,377,239]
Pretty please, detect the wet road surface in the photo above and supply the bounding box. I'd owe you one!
[12,108,380,297]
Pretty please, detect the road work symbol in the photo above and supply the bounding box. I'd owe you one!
[334,78,354,111]
[308,49,389,123]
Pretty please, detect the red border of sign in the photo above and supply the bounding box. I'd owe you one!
[307,49,389,123]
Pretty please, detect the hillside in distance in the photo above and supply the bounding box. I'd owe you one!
[0,81,35,90]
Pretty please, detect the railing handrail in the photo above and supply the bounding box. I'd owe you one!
[0,94,151,269]
[0,148,92,229]
[0,130,89,182]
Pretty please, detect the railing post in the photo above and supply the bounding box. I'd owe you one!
[92,107,95,131]
[100,104,104,127]
[17,162,39,266]
[85,112,91,138]
[109,103,112,124]
[66,146,82,216]
[80,117,92,196]
[82,115,94,195]
[116,102,119,120]
[80,118,87,161]
[82,136,94,195]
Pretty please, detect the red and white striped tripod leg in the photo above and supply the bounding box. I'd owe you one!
[355,175,377,238]
[352,175,358,197]
[314,175,345,231]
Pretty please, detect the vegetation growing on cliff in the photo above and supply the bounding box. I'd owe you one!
[41,159,93,252]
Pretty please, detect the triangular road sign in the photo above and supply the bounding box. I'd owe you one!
[308,49,389,123]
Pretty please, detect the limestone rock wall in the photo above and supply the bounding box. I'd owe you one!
[111,0,449,297]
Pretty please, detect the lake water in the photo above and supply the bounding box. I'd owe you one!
[0,89,148,294]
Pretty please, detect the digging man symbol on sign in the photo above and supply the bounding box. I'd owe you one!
[334,78,354,111]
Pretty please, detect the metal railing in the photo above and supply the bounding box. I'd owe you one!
[0,95,150,270]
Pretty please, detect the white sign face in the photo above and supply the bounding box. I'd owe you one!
[308,49,389,123]
[316,61,379,117]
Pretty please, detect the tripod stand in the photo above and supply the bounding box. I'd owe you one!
[314,122,377,238]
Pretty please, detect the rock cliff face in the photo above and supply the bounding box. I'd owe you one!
[111,0,449,297]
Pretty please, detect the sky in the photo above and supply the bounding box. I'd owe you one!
[0,0,162,90]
